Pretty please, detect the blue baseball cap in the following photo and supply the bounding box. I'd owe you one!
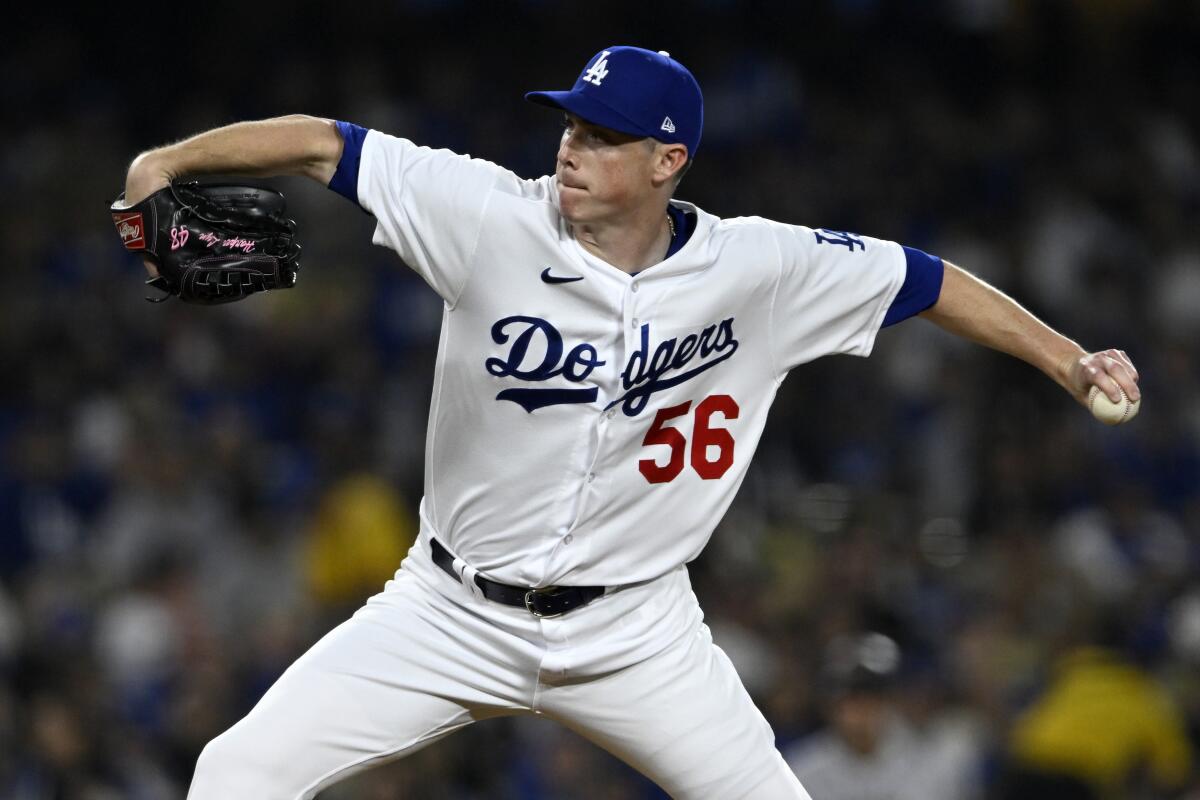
[526,46,703,158]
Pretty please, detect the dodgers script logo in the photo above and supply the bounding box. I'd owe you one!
[485,316,739,415]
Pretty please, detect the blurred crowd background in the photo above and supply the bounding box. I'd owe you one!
[3,0,1199,798]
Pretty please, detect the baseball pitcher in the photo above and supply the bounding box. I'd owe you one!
[115,46,1141,799]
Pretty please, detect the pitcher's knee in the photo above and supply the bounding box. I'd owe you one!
[189,729,294,799]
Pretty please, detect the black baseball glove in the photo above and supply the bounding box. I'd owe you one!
[110,181,301,304]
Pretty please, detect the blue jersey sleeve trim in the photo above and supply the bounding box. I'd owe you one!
[882,246,944,328]
[328,121,369,207]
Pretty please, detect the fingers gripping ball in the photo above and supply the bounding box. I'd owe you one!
[1088,385,1141,426]
[110,182,301,304]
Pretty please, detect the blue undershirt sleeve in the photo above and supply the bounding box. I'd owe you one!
[328,121,369,208]
[881,246,945,327]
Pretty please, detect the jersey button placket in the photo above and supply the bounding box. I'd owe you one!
[621,282,641,428]
[622,275,641,334]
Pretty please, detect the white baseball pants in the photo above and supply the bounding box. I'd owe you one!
[187,535,810,799]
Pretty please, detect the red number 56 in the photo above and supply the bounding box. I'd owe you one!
[638,394,739,484]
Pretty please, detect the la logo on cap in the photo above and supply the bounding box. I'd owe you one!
[583,51,611,86]
[525,46,704,157]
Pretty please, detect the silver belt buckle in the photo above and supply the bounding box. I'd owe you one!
[524,588,565,618]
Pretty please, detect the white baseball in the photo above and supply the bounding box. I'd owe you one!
[1088,385,1140,425]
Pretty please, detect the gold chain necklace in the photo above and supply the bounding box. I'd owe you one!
[667,211,676,239]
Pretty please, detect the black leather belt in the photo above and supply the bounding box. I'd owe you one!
[429,537,605,618]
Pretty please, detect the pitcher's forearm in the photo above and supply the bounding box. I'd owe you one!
[125,115,344,203]
[918,261,1086,393]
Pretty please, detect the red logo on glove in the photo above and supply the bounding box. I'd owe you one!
[112,212,145,250]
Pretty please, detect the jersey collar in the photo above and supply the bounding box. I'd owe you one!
[551,182,713,281]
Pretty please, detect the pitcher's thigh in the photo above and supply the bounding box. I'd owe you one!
[188,578,527,800]
[541,627,811,800]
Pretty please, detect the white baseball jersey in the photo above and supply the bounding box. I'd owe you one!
[351,129,908,589]
[187,119,943,799]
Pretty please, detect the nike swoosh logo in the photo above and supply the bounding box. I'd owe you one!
[541,268,584,284]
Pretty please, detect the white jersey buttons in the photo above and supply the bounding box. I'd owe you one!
[605,408,616,420]
[564,534,574,545]
[632,282,639,293]
[632,317,639,328]
[587,472,595,483]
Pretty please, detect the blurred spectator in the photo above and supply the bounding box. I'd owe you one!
[997,604,1194,799]
[8,692,122,799]
[303,472,415,610]
[785,632,984,799]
